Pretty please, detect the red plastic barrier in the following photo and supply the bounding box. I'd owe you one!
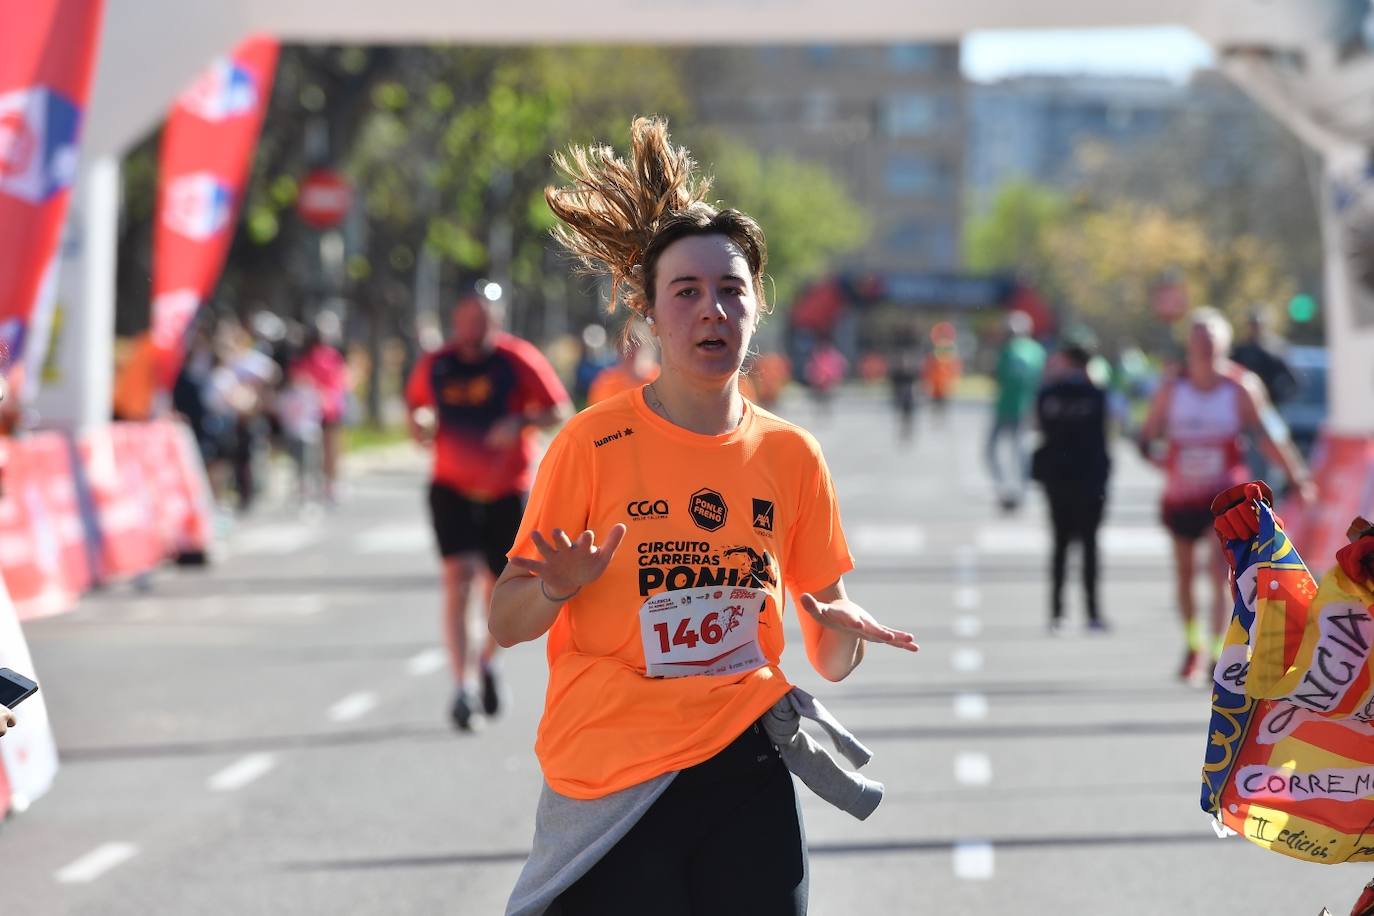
[138,420,213,557]
[80,424,164,580]
[1284,432,1374,575]
[0,432,91,620]
[0,420,212,621]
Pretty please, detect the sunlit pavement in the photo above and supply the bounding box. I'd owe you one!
[1,389,1362,914]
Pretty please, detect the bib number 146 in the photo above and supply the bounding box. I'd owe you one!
[638,587,767,678]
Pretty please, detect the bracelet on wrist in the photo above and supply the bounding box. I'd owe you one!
[540,580,580,603]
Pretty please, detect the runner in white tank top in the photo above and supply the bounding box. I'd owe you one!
[1162,377,1249,508]
[1140,309,1314,684]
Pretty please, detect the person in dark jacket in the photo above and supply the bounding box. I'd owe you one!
[1035,343,1111,632]
[1230,308,1297,407]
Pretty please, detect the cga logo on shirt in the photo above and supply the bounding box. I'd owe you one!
[627,499,669,519]
[689,488,727,532]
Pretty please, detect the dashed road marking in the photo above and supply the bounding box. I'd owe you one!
[975,526,1169,557]
[954,545,977,584]
[407,648,448,676]
[952,647,984,673]
[354,524,433,555]
[952,615,983,638]
[955,752,992,786]
[328,691,379,723]
[954,587,980,610]
[233,524,319,557]
[954,693,989,721]
[208,754,276,793]
[849,524,925,556]
[55,843,138,884]
[953,841,995,880]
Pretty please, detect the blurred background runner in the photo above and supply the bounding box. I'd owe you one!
[405,291,571,731]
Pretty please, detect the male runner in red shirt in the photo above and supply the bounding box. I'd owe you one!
[406,292,571,730]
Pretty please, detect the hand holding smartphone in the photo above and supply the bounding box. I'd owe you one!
[0,667,38,710]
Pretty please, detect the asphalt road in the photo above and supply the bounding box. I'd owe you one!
[1,390,1364,914]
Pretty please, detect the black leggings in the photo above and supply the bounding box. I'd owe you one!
[1046,484,1105,622]
[558,722,808,916]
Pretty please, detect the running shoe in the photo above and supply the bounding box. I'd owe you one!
[1086,618,1111,634]
[1178,648,1201,683]
[480,665,503,717]
[451,689,475,732]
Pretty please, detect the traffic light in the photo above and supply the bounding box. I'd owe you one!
[1288,293,1317,323]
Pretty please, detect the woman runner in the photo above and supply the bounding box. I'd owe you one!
[1140,308,1313,682]
[490,118,918,915]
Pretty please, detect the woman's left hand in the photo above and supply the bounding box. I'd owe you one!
[798,594,919,652]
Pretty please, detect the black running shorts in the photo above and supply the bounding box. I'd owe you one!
[427,483,524,576]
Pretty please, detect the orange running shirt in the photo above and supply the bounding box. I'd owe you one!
[587,364,659,406]
[509,388,854,799]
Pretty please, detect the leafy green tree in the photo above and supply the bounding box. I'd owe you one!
[695,135,870,313]
[965,178,1298,349]
[963,178,1071,293]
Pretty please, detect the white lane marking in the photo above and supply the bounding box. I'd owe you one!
[1101,527,1174,555]
[354,523,432,555]
[954,693,989,721]
[975,527,1047,554]
[208,753,276,792]
[407,648,448,676]
[233,524,318,557]
[283,596,325,617]
[249,595,325,617]
[953,841,995,880]
[954,545,977,583]
[849,524,925,556]
[55,843,139,884]
[952,615,983,638]
[328,691,379,723]
[955,752,992,786]
[954,587,980,610]
[952,647,984,673]
[974,526,1170,557]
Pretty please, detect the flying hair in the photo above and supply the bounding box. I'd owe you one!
[544,117,768,320]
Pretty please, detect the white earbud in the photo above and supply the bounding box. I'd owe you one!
[645,315,655,326]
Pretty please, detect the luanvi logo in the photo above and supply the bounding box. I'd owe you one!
[752,498,774,534]
[627,499,670,519]
[689,488,727,532]
[593,427,635,448]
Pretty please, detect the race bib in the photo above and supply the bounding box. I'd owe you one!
[638,586,768,678]
[1177,444,1226,486]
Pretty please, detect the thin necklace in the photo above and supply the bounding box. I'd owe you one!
[648,383,743,432]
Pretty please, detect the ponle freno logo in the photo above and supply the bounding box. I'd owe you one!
[163,172,235,241]
[627,499,669,519]
[178,58,259,122]
[689,488,727,532]
[0,86,82,204]
[0,110,35,178]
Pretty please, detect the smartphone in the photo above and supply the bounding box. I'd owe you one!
[0,668,38,709]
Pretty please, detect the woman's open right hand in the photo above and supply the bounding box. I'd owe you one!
[509,525,627,597]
